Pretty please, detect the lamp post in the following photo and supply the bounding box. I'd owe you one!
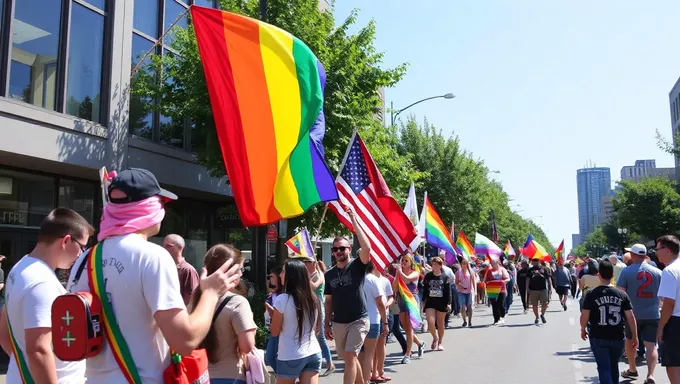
[390,93,455,126]
[617,228,628,253]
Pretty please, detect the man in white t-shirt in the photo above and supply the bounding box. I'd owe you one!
[655,235,680,383]
[360,262,387,384]
[67,168,241,383]
[0,208,94,383]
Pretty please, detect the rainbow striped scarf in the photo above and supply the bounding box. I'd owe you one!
[6,308,34,383]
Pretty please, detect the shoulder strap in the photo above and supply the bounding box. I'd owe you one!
[71,252,89,285]
[211,295,234,325]
[87,242,143,384]
[5,308,34,384]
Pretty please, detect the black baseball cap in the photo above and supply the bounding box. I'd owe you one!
[108,168,177,204]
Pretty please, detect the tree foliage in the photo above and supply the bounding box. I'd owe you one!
[612,178,680,241]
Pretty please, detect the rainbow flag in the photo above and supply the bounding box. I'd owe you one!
[504,240,516,258]
[554,240,565,262]
[285,229,314,258]
[397,276,421,328]
[474,233,502,256]
[424,196,456,255]
[486,280,504,300]
[190,6,338,227]
[522,234,549,259]
[455,231,475,262]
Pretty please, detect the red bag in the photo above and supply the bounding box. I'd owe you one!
[51,291,103,361]
[163,350,209,384]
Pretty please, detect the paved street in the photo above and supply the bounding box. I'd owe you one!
[322,293,671,384]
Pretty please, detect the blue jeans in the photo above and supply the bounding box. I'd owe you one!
[316,307,332,365]
[389,314,407,354]
[504,280,514,311]
[265,335,279,372]
[589,338,625,384]
[276,353,322,379]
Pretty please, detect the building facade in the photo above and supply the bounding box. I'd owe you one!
[576,167,611,238]
[620,159,675,182]
[0,0,317,280]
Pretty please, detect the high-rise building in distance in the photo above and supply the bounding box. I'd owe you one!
[669,76,680,173]
[621,159,675,182]
[577,167,612,237]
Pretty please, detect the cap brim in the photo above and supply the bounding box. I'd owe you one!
[158,188,178,202]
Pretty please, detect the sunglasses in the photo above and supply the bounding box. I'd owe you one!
[331,246,348,253]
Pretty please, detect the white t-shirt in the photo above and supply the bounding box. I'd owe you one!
[442,265,456,284]
[362,274,385,324]
[658,258,680,316]
[67,234,185,383]
[264,292,279,330]
[6,256,85,384]
[273,293,320,361]
[378,275,393,306]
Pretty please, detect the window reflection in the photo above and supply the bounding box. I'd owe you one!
[193,0,216,8]
[9,0,62,110]
[0,169,55,227]
[58,179,95,225]
[133,0,158,38]
[66,3,105,123]
[130,33,155,139]
[164,0,188,47]
[82,0,106,11]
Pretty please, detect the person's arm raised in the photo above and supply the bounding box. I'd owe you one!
[155,259,241,356]
[346,206,371,264]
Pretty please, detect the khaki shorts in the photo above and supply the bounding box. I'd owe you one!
[529,290,548,306]
[333,317,369,359]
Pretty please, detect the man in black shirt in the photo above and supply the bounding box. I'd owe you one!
[324,207,371,384]
[527,257,552,324]
[516,260,530,313]
[581,260,638,384]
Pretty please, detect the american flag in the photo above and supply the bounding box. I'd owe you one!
[329,133,418,271]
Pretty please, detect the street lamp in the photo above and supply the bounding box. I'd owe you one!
[390,93,455,126]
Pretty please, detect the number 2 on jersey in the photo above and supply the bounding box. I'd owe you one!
[636,271,653,299]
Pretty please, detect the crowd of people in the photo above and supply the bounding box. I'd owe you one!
[0,167,679,384]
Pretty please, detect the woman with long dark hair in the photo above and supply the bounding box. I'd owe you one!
[191,244,256,384]
[270,259,322,384]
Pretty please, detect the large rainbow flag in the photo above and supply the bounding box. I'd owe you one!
[485,280,504,300]
[424,196,456,256]
[285,229,314,258]
[522,234,549,259]
[474,233,503,256]
[191,6,338,226]
[504,240,516,258]
[455,231,475,262]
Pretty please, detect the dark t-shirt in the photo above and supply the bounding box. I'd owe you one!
[583,285,632,340]
[423,272,451,309]
[528,266,548,291]
[177,259,199,306]
[324,258,369,323]
[517,267,529,291]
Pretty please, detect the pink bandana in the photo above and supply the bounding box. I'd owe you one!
[98,196,165,241]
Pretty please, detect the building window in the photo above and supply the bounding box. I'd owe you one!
[66,1,106,123]
[130,0,192,150]
[3,0,109,124]
[0,169,55,227]
[58,178,95,225]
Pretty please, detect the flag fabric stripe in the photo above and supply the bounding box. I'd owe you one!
[474,233,503,256]
[285,229,314,257]
[455,231,475,262]
[190,6,337,226]
[424,198,456,255]
[328,134,417,271]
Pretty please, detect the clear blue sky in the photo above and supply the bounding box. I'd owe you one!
[332,0,680,252]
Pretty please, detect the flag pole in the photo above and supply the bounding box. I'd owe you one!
[130,7,191,76]
[312,203,329,253]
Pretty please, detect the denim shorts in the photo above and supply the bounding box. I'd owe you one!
[366,323,381,340]
[276,352,322,379]
[457,292,472,307]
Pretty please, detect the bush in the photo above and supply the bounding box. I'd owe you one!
[248,287,269,349]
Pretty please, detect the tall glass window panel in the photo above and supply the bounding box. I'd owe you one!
[9,0,62,110]
[159,60,184,148]
[66,3,105,124]
[132,0,158,38]
[129,33,155,139]
[186,202,207,269]
[164,0,188,47]
[0,169,55,227]
[58,178,95,225]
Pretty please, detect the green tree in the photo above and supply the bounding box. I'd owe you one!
[573,226,609,257]
[613,177,680,241]
[132,0,413,236]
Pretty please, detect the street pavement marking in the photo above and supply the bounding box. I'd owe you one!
[569,317,575,326]
[572,343,585,383]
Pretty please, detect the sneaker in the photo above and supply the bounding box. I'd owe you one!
[462,321,467,327]
[401,356,411,364]
[523,309,527,314]
[499,318,505,325]
[417,341,425,358]
[563,304,567,311]
[468,320,472,327]
[492,322,498,326]
[621,369,639,379]
[535,318,539,325]
[541,315,546,324]
[320,365,336,377]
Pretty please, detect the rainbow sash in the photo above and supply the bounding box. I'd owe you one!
[87,242,142,383]
[6,307,34,384]
[485,280,505,300]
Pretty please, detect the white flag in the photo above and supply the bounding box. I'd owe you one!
[416,191,427,244]
[403,182,419,228]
